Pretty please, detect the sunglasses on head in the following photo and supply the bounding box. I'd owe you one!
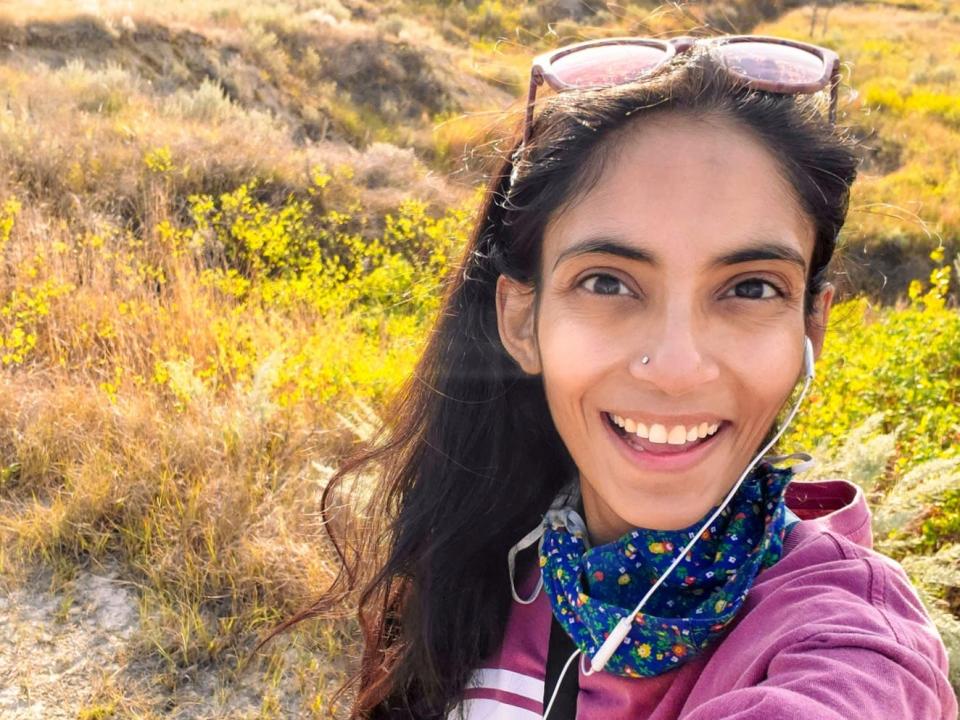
[519,34,842,148]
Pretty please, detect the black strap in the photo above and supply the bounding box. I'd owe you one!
[543,614,579,718]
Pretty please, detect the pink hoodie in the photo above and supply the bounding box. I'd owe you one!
[451,479,958,719]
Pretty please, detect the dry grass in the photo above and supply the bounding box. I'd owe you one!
[0,0,958,714]
[759,2,960,287]
[0,367,362,716]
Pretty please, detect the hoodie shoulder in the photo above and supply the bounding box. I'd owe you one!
[698,490,958,719]
[754,477,951,690]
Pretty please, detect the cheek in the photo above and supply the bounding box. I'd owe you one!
[542,321,616,368]
[535,312,621,426]
[731,331,806,421]
[536,295,634,369]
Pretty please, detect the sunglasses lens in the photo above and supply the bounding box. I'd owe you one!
[551,44,669,87]
[718,42,825,85]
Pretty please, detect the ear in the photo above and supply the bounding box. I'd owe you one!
[496,274,542,375]
[806,281,835,362]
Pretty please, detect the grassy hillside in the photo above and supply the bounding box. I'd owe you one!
[758,2,960,297]
[0,0,957,297]
[0,1,957,716]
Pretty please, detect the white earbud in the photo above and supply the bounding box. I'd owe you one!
[530,334,821,712]
[803,335,815,380]
[586,333,818,676]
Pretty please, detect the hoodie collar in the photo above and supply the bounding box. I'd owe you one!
[783,478,872,553]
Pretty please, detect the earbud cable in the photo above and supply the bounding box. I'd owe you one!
[540,337,816,717]
[585,339,816,674]
[542,648,581,720]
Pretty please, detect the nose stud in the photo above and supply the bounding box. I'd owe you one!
[641,355,650,365]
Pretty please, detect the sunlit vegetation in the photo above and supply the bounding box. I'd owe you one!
[0,0,958,713]
[758,4,960,297]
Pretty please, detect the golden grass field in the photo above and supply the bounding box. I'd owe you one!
[0,0,957,716]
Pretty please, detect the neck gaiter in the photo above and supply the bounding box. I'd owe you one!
[539,460,795,678]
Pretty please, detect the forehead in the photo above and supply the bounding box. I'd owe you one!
[542,115,815,270]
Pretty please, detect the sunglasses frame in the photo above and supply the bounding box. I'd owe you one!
[521,34,842,147]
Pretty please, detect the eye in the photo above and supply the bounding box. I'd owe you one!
[580,273,633,296]
[725,278,784,300]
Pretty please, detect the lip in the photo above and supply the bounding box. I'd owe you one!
[602,411,728,472]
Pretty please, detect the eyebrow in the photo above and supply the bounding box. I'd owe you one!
[552,235,808,273]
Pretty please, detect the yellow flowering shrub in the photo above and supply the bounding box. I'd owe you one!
[0,198,19,256]
[0,200,76,366]
[784,251,959,472]
[140,182,475,411]
[783,249,960,611]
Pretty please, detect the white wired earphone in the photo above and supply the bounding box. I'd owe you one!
[512,336,818,720]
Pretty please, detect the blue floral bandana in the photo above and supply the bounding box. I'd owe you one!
[539,460,795,678]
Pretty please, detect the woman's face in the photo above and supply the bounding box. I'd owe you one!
[497,114,834,543]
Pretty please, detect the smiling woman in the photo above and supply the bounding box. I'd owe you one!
[266,35,957,720]
[497,115,827,542]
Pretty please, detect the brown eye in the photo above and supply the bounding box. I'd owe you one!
[582,273,632,296]
[728,278,783,300]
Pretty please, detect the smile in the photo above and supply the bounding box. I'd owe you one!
[609,414,721,445]
[602,411,729,470]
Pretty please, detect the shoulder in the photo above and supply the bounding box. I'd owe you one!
[775,478,944,650]
[680,522,958,718]
[688,522,958,718]
[747,522,946,651]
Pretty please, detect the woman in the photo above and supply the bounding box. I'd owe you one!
[274,35,957,718]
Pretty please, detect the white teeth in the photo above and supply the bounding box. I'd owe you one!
[609,414,722,444]
[666,425,687,444]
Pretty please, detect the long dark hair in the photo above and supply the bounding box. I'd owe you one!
[258,44,861,718]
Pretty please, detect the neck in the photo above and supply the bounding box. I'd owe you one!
[580,485,633,546]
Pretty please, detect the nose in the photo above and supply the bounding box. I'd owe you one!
[628,305,721,395]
